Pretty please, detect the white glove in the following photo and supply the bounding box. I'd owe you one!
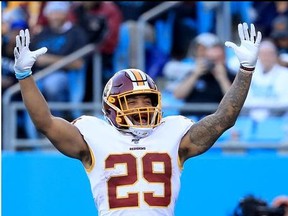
[225,23,262,71]
[14,29,48,80]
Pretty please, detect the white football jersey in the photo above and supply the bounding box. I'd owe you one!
[74,115,194,216]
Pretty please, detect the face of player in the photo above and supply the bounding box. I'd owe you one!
[122,94,153,125]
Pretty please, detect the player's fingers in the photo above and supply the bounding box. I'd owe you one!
[16,35,21,50]
[238,23,245,41]
[14,47,20,59]
[255,31,262,46]
[243,22,249,41]
[33,47,48,58]
[250,23,256,43]
[20,29,25,48]
[225,41,237,50]
[25,29,30,47]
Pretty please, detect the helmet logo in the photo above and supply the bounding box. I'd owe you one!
[108,96,115,103]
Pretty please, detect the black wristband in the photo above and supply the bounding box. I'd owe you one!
[240,64,255,71]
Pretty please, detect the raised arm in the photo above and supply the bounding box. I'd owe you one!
[14,29,91,166]
[179,23,262,163]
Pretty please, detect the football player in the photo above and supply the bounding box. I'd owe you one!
[13,22,261,215]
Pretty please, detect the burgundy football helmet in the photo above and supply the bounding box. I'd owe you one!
[102,69,162,137]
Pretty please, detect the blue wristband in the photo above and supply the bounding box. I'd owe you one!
[15,70,32,80]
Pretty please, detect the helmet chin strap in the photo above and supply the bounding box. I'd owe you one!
[105,114,153,138]
[129,127,153,138]
[123,115,153,138]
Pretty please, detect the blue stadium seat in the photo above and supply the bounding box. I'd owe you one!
[113,23,130,72]
[196,2,215,33]
[154,11,175,56]
[146,11,176,80]
[249,117,287,143]
[185,115,199,123]
[218,116,254,143]
[68,64,87,119]
[230,1,253,23]
[161,91,184,116]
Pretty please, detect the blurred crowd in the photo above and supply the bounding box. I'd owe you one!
[2,1,288,141]
[233,194,288,216]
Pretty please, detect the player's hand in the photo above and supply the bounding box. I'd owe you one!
[14,29,48,80]
[225,23,262,70]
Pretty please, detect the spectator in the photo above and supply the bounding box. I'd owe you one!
[243,39,288,121]
[251,2,288,38]
[272,195,288,216]
[26,1,89,138]
[159,33,216,117]
[2,1,44,35]
[160,58,194,116]
[1,10,29,139]
[161,33,223,116]
[161,33,221,102]
[270,15,288,67]
[71,1,123,101]
[173,35,235,118]
[233,194,287,216]
[2,8,29,95]
[2,2,29,35]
